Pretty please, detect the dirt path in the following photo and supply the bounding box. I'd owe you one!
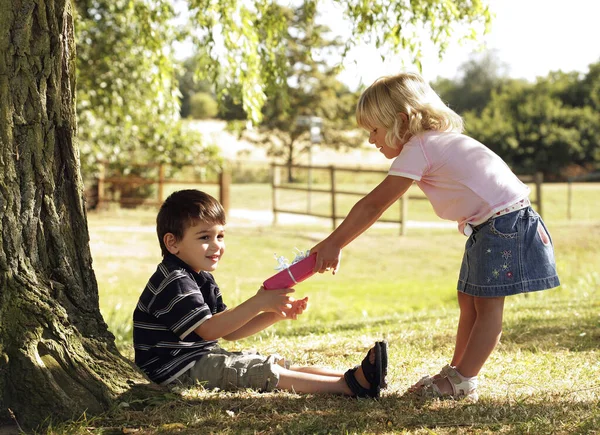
[228,208,455,230]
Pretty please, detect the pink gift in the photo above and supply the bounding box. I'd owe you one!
[263,253,317,289]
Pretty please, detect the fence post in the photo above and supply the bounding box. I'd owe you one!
[97,161,105,209]
[272,164,279,226]
[535,172,543,217]
[219,168,231,218]
[400,194,408,236]
[330,165,336,230]
[567,179,572,220]
[158,163,165,204]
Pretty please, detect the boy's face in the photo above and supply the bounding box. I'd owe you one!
[166,221,225,273]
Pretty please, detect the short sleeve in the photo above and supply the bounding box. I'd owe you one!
[202,272,228,314]
[150,271,213,340]
[388,140,430,181]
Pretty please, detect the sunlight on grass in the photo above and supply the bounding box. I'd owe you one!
[80,182,600,434]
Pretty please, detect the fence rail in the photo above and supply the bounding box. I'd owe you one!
[91,162,231,215]
[271,163,543,235]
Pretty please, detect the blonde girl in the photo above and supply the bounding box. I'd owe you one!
[310,72,559,400]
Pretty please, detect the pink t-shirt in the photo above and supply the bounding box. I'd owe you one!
[388,131,530,233]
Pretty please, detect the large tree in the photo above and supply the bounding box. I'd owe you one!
[0,0,491,428]
[0,0,145,428]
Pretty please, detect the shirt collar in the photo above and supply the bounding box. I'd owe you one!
[163,253,207,284]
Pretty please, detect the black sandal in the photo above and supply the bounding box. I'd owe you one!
[344,341,388,398]
[379,340,388,388]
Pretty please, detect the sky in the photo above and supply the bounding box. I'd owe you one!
[329,0,600,89]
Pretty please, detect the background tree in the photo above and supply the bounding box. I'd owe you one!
[177,55,215,118]
[186,0,493,123]
[240,2,362,181]
[0,0,492,428]
[0,0,146,427]
[462,63,600,178]
[432,50,508,115]
[76,0,220,203]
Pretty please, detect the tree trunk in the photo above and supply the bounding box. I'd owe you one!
[0,0,145,429]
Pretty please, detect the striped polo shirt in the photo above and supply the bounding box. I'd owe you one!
[133,253,227,385]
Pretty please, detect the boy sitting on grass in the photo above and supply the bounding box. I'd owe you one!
[133,189,387,398]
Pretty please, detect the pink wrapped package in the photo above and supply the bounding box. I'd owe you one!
[263,252,317,290]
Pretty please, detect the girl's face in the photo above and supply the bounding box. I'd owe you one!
[367,114,411,159]
[368,126,403,159]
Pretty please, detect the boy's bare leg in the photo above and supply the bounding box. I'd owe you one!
[275,348,375,395]
[289,366,345,377]
[275,369,353,395]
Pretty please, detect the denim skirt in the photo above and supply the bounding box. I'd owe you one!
[457,207,560,297]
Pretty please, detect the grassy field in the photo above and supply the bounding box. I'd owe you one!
[51,182,599,434]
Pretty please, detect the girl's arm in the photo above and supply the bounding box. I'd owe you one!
[311,175,413,273]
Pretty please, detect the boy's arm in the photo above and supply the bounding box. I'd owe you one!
[194,287,293,341]
[221,312,281,340]
[222,297,308,341]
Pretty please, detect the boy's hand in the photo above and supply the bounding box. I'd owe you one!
[255,286,295,317]
[279,296,309,320]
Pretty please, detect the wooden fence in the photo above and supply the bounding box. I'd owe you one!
[271,163,543,235]
[91,162,231,215]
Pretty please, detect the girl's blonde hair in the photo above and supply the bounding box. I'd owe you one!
[356,72,463,149]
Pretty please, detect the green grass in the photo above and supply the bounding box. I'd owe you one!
[50,182,600,434]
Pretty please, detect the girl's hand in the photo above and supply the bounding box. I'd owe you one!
[310,240,342,274]
[280,296,309,320]
[254,286,295,317]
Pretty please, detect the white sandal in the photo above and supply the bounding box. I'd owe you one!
[418,365,479,401]
[408,366,445,392]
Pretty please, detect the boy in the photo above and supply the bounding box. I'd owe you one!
[133,189,387,398]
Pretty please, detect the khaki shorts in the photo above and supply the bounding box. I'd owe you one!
[179,347,291,392]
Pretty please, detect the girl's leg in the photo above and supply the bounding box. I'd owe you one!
[433,295,505,394]
[455,296,505,377]
[450,292,478,367]
[409,291,476,391]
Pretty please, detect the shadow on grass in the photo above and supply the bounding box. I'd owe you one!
[283,298,600,354]
[502,300,600,352]
[99,386,600,434]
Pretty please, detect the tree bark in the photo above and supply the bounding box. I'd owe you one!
[0,0,145,428]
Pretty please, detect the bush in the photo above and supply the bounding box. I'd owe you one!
[189,92,219,119]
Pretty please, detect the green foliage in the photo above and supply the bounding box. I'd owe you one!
[74,0,493,181]
[189,92,219,119]
[240,2,363,173]
[185,0,492,123]
[437,54,600,179]
[177,55,215,118]
[433,50,509,115]
[463,66,600,178]
[340,0,492,66]
[75,0,220,182]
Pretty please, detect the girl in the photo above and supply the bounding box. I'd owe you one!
[310,72,560,401]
